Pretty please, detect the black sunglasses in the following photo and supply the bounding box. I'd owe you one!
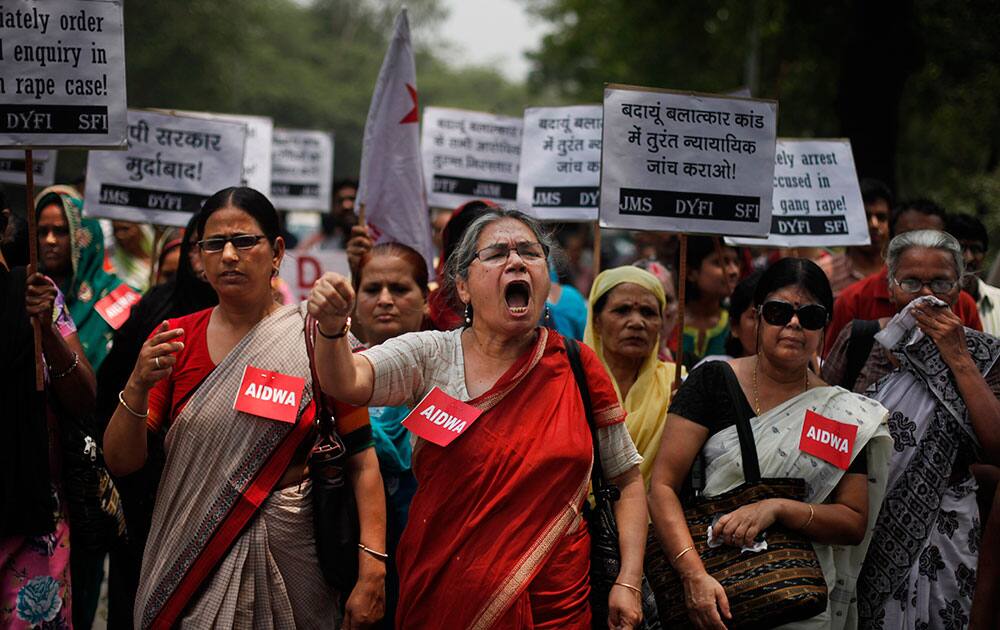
[759,300,828,331]
[197,234,266,253]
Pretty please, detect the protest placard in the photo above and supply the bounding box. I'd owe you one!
[517,105,602,222]
[0,0,127,148]
[726,138,869,248]
[422,106,522,208]
[82,109,246,226]
[600,85,777,236]
[279,250,351,303]
[0,149,55,185]
[270,128,334,211]
[160,110,273,195]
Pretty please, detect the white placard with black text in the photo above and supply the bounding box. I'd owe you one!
[517,105,602,222]
[163,110,273,195]
[599,85,777,236]
[270,128,334,211]
[0,149,56,185]
[726,139,869,248]
[82,110,247,226]
[422,106,522,208]
[0,0,127,148]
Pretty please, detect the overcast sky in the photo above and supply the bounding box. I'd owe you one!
[436,0,547,82]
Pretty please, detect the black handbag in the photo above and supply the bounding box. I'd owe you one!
[305,316,360,593]
[565,338,622,625]
[57,410,127,552]
[644,365,828,629]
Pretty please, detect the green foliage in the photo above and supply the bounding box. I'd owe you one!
[51,0,533,182]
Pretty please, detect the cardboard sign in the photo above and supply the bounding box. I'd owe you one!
[402,386,483,447]
[83,110,247,227]
[422,107,522,208]
[279,250,351,302]
[94,283,140,329]
[234,365,306,423]
[165,111,273,194]
[0,0,127,149]
[599,84,777,236]
[727,139,869,248]
[517,105,602,222]
[271,128,334,211]
[798,410,858,470]
[0,149,56,185]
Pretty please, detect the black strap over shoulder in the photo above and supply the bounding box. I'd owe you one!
[564,337,617,500]
[843,319,881,391]
[719,363,762,484]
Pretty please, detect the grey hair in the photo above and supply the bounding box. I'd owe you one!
[445,208,559,288]
[886,229,965,285]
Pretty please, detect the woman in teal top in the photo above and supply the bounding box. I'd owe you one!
[349,241,429,628]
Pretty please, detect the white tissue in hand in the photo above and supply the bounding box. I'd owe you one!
[706,525,768,553]
[874,295,948,350]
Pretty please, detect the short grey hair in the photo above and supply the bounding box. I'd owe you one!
[886,229,964,285]
[445,208,559,287]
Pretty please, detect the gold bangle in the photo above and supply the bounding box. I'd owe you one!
[118,390,149,419]
[800,503,815,530]
[672,545,696,565]
[613,581,642,597]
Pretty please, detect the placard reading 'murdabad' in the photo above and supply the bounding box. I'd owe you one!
[600,85,777,236]
[83,110,246,227]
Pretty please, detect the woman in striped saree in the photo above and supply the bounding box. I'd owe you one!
[104,187,386,629]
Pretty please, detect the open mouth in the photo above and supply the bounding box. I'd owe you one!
[504,280,531,315]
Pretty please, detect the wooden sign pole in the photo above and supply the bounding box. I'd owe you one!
[24,150,44,390]
[592,222,602,275]
[672,234,687,391]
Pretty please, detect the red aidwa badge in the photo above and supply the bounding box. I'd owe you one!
[402,387,483,447]
[94,284,141,330]
[799,409,859,470]
[233,365,306,424]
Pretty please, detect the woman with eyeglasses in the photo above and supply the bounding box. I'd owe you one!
[821,230,1000,629]
[647,258,892,630]
[104,187,386,629]
[308,208,648,629]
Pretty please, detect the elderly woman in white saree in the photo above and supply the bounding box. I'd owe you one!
[104,187,387,629]
[648,258,892,630]
[823,230,1000,630]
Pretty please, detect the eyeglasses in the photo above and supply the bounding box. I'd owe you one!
[473,241,549,266]
[198,234,266,253]
[759,300,828,331]
[893,277,958,294]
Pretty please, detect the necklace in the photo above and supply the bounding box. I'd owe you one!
[752,356,810,416]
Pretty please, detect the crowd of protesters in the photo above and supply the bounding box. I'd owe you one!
[2,174,1000,630]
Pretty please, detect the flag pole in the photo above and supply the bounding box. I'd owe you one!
[25,149,44,390]
[592,221,602,275]
[358,203,366,227]
[672,234,687,392]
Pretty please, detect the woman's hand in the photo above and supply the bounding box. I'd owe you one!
[308,272,355,334]
[912,302,969,368]
[24,272,57,329]
[346,224,373,274]
[682,571,731,629]
[129,321,185,391]
[713,499,780,548]
[341,571,385,629]
[608,583,643,629]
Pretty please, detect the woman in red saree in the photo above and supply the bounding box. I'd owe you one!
[104,187,386,629]
[310,209,648,629]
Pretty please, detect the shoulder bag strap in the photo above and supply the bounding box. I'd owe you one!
[564,337,608,492]
[303,314,333,437]
[720,362,761,484]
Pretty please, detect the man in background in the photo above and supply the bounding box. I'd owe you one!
[949,213,1000,336]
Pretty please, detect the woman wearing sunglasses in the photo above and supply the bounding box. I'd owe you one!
[648,257,893,630]
[822,230,1000,629]
[104,187,386,629]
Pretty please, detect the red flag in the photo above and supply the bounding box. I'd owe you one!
[356,9,435,276]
